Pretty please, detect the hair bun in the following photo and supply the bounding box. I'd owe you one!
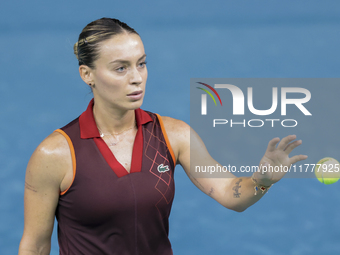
[73,42,79,60]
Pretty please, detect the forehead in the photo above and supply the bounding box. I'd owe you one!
[97,33,145,62]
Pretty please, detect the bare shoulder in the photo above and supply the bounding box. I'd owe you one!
[30,131,70,166]
[160,116,190,134]
[26,131,72,190]
[158,116,190,162]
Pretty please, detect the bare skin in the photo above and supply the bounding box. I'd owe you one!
[19,32,307,254]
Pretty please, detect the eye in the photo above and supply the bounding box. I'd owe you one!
[138,61,147,68]
[116,66,126,72]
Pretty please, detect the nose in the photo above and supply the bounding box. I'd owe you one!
[130,67,143,84]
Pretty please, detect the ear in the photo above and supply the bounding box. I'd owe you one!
[79,65,94,87]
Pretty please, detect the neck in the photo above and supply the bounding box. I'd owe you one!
[92,100,137,134]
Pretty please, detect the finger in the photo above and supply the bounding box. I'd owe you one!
[266,137,280,152]
[284,139,302,155]
[290,154,308,165]
[277,135,297,150]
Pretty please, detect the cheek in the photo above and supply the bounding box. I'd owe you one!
[142,68,148,83]
[96,71,124,90]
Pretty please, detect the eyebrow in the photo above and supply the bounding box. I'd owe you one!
[109,54,147,65]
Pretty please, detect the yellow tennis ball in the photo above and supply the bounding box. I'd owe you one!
[315,157,340,185]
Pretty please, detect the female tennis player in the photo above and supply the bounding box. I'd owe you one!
[19,18,307,255]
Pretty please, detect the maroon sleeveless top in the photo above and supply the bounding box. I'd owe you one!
[55,99,176,255]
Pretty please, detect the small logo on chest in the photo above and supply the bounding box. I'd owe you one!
[157,164,170,173]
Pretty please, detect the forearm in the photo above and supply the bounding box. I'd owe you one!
[222,175,272,212]
[19,248,50,255]
[18,249,49,255]
[19,236,51,255]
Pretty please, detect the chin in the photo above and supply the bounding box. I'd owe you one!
[127,99,144,110]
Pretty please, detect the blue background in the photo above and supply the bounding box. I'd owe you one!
[1,0,340,254]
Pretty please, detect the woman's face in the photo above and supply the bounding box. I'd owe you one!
[89,33,147,112]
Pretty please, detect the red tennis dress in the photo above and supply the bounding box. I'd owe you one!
[55,99,176,255]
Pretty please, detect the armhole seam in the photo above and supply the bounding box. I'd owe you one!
[155,114,176,165]
[54,129,76,196]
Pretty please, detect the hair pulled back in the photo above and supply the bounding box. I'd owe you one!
[74,18,138,69]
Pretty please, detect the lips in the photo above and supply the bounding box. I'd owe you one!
[127,90,143,96]
[127,90,143,101]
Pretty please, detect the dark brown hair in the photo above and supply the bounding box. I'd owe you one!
[74,18,138,68]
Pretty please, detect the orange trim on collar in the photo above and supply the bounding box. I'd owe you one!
[79,99,153,139]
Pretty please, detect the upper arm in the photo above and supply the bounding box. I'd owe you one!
[19,132,72,254]
[160,116,236,203]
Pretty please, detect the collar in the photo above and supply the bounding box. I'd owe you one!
[79,99,153,139]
